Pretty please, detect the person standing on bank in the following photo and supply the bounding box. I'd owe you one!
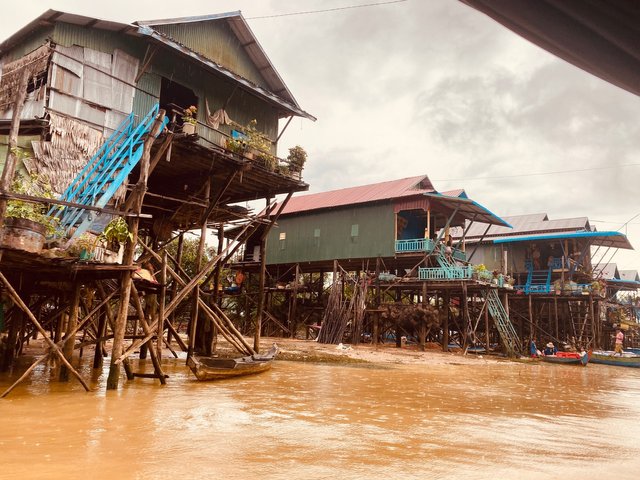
[614,328,624,355]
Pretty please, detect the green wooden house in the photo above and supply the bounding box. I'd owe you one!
[260,174,510,273]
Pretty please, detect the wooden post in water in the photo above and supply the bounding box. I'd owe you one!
[484,289,490,352]
[373,258,381,346]
[107,111,165,390]
[554,296,559,340]
[289,264,300,338]
[60,283,81,382]
[253,197,271,353]
[442,289,449,352]
[419,281,427,351]
[528,294,534,340]
[157,251,167,360]
[461,283,469,351]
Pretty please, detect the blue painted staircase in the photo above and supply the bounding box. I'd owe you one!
[524,265,552,294]
[483,289,520,356]
[49,104,168,243]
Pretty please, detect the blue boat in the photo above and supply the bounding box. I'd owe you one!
[590,350,640,368]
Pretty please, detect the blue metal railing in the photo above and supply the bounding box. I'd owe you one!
[419,265,473,281]
[49,104,169,242]
[395,238,435,253]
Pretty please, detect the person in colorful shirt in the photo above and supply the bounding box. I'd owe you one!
[614,329,624,355]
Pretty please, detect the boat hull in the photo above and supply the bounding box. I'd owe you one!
[541,352,589,366]
[188,345,279,380]
[591,350,640,368]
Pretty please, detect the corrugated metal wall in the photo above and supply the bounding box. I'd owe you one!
[52,21,279,154]
[53,23,143,58]
[266,203,396,265]
[153,21,268,89]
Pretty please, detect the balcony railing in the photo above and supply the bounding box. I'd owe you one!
[395,238,435,253]
[419,265,473,281]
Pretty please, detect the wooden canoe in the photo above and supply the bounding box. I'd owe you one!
[590,350,640,368]
[187,344,279,381]
[540,351,589,366]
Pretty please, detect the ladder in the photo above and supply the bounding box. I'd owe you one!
[483,288,521,356]
[525,266,552,294]
[49,104,168,242]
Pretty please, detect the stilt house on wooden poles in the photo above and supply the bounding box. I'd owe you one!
[454,213,638,351]
[0,10,314,396]
[232,175,527,355]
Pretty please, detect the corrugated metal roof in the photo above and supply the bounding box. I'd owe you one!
[594,263,619,280]
[424,193,511,227]
[492,231,633,250]
[135,12,304,113]
[619,270,640,282]
[0,10,136,53]
[463,213,589,239]
[280,175,435,215]
[0,10,315,122]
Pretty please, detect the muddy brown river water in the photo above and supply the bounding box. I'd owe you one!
[1,356,639,480]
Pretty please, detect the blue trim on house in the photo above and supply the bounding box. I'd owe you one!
[492,230,629,245]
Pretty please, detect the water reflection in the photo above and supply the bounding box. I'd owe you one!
[1,358,639,480]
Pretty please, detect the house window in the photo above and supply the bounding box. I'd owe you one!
[279,232,286,250]
[314,228,320,247]
[351,224,359,243]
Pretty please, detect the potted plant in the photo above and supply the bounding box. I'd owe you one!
[69,233,97,260]
[287,145,307,174]
[181,105,197,135]
[99,217,131,262]
[2,169,59,254]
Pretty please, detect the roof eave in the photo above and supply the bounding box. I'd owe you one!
[136,25,316,121]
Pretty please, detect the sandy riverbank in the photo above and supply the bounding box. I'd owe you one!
[262,337,504,366]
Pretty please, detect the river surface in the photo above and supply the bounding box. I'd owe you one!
[1,355,639,480]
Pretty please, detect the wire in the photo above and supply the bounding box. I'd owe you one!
[246,0,408,19]
[433,163,640,182]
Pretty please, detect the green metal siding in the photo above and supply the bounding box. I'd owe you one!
[153,21,269,89]
[132,72,160,121]
[266,203,396,265]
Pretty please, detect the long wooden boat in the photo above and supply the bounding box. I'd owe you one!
[187,344,279,381]
[590,350,640,368]
[540,351,589,366]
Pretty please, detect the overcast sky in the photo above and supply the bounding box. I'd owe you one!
[3,0,640,270]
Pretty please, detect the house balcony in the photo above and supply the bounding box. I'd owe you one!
[395,238,435,253]
[395,237,467,261]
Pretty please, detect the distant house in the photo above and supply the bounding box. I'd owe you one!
[455,213,633,293]
[259,174,509,272]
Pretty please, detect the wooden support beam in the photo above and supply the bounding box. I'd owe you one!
[0,272,90,392]
[130,285,166,385]
[107,110,166,390]
[59,283,82,382]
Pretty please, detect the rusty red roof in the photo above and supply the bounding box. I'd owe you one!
[279,175,435,215]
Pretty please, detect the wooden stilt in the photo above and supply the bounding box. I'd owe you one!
[59,283,82,382]
[130,285,166,384]
[253,207,269,352]
[484,289,490,351]
[442,289,449,352]
[0,272,90,391]
[157,251,167,360]
[107,110,165,390]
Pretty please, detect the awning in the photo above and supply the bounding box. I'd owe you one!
[492,230,634,249]
[423,193,512,228]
